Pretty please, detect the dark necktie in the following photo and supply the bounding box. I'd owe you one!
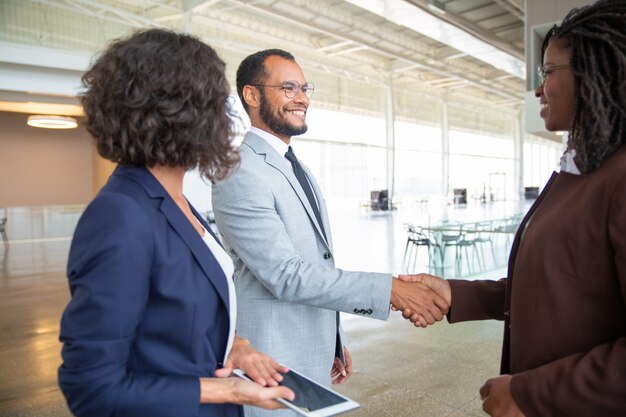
[286,147,338,358]
[285,146,327,240]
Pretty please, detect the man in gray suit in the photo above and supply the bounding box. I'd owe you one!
[212,49,448,416]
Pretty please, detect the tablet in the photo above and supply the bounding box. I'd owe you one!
[233,368,360,417]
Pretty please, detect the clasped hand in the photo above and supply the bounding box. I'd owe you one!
[390,273,452,327]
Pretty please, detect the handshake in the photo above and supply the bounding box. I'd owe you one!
[389,274,452,327]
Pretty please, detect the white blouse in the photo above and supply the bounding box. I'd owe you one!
[198,223,236,364]
[560,149,581,175]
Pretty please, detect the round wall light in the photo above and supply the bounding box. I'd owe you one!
[27,115,78,129]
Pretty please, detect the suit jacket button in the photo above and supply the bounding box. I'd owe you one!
[323,252,331,259]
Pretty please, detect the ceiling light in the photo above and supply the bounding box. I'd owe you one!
[27,115,78,129]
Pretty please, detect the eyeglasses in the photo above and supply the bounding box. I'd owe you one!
[537,64,570,86]
[250,80,315,99]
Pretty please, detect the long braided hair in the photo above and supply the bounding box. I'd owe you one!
[542,0,626,173]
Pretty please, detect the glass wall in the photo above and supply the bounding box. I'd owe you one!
[298,109,442,206]
[523,135,564,191]
[297,107,387,202]
[449,130,515,202]
[182,98,564,215]
[393,122,442,202]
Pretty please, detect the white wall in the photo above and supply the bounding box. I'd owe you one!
[0,111,93,206]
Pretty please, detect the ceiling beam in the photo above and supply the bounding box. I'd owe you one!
[405,0,524,59]
[493,0,524,21]
[327,44,369,57]
[319,40,354,52]
[61,0,160,28]
[16,0,523,112]
[223,0,522,102]
[183,0,220,13]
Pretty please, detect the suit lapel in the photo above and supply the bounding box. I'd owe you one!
[190,204,223,249]
[500,170,558,373]
[243,134,330,247]
[159,198,230,309]
[117,166,230,310]
[507,170,559,275]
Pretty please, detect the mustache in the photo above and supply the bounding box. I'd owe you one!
[284,105,307,112]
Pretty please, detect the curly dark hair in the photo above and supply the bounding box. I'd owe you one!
[82,28,239,182]
[542,0,626,173]
[236,49,295,113]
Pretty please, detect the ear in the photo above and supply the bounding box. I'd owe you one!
[242,85,260,110]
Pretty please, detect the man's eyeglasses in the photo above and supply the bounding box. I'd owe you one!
[537,64,570,86]
[250,80,314,99]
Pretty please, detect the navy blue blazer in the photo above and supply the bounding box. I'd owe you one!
[59,165,242,417]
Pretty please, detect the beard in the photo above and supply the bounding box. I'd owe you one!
[259,89,308,137]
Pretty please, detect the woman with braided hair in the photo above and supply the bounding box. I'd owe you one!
[538,0,626,174]
[400,1,626,416]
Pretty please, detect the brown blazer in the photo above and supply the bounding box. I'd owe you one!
[448,146,626,416]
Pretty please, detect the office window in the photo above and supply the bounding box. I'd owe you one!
[449,131,515,201]
[524,136,564,190]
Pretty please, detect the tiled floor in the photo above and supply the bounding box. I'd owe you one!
[327,202,516,417]
[0,200,528,417]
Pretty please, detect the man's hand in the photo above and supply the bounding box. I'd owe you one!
[216,336,288,387]
[479,375,526,417]
[398,274,451,305]
[331,346,353,384]
[390,277,449,327]
[395,274,451,327]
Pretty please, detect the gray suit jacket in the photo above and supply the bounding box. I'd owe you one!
[212,132,391,415]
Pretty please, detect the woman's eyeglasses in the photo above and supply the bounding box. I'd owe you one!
[537,64,570,86]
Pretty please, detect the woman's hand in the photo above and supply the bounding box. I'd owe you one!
[480,375,526,417]
[199,377,294,409]
[217,336,288,387]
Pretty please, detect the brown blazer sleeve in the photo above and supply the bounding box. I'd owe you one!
[510,175,626,417]
[447,278,507,323]
[511,340,626,417]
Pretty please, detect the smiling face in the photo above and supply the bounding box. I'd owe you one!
[256,55,309,142]
[535,40,576,132]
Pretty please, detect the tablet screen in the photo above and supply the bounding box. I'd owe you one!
[233,368,358,416]
[280,370,345,411]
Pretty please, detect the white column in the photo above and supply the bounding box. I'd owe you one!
[514,108,525,200]
[441,99,450,198]
[385,74,396,203]
[181,0,194,32]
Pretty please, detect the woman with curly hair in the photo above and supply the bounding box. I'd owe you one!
[401,1,626,416]
[58,29,293,417]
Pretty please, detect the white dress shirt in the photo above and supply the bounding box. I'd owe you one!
[250,126,320,208]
